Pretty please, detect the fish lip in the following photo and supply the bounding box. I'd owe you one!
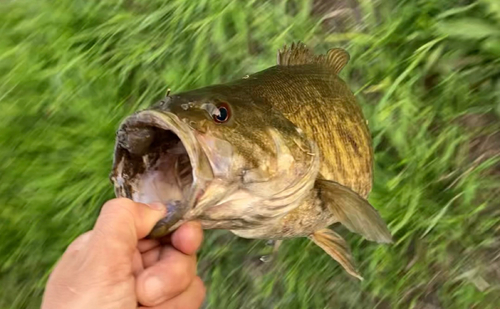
[110,109,213,237]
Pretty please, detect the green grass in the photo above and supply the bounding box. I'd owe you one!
[1,0,500,308]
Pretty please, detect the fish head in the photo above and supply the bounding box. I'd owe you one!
[110,87,320,238]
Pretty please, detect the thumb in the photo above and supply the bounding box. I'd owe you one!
[92,198,166,254]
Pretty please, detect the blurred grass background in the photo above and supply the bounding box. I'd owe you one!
[1,0,500,308]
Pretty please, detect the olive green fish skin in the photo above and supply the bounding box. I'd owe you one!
[111,42,392,278]
[155,82,314,173]
[152,63,372,197]
[149,83,320,234]
[230,64,373,198]
[139,64,372,239]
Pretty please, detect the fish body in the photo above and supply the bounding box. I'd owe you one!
[110,42,392,279]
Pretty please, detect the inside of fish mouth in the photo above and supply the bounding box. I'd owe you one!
[118,124,194,208]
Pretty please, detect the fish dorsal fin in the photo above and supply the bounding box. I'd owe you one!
[325,48,350,74]
[276,42,350,74]
[276,42,315,66]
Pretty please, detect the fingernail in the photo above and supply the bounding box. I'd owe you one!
[147,202,167,213]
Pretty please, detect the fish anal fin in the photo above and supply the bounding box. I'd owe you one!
[316,179,393,243]
[276,42,350,74]
[310,229,363,280]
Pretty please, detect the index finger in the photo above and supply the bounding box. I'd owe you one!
[170,221,203,255]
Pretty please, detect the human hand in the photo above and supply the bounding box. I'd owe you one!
[41,198,205,309]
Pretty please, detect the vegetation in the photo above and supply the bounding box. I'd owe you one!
[1,0,499,308]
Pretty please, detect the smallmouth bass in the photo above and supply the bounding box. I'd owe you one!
[110,42,392,279]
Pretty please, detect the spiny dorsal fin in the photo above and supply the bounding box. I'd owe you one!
[276,42,315,66]
[276,42,350,74]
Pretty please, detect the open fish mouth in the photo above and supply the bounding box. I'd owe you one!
[110,110,213,238]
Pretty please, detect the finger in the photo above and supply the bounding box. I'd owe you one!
[152,221,202,271]
[171,221,203,255]
[142,246,161,268]
[136,246,197,306]
[91,198,166,254]
[139,277,206,309]
[133,249,144,276]
[138,239,161,253]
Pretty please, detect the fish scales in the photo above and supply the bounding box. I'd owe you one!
[227,64,374,198]
[110,42,392,280]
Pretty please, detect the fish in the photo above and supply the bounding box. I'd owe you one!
[110,42,393,280]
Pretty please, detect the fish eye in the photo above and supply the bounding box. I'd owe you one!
[213,102,231,123]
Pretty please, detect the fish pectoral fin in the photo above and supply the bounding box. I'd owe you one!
[316,179,393,244]
[310,229,363,280]
[276,42,350,74]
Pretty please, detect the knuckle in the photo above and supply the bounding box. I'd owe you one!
[137,249,198,306]
[101,198,134,213]
[99,198,138,228]
[193,276,206,296]
[165,253,194,282]
[190,277,206,308]
[136,274,164,306]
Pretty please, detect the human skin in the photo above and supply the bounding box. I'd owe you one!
[41,198,206,309]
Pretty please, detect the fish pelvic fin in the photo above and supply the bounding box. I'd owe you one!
[276,41,350,74]
[316,179,393,243]
[310,229,363,280]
